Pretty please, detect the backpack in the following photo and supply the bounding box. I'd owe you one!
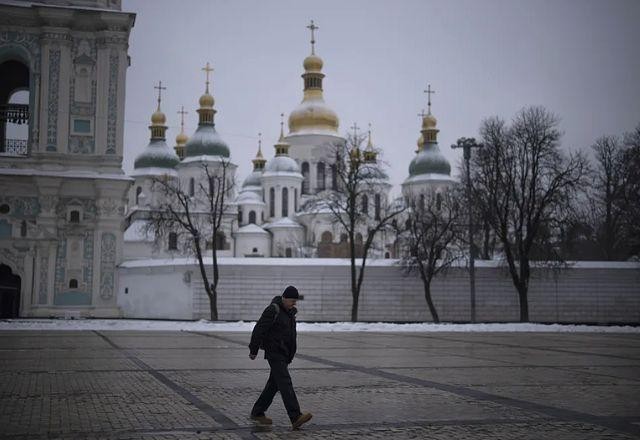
[259,303,280,350]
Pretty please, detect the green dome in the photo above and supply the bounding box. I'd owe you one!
[408,142,451,176]
[134,139,180,169]
[184,124,230,158]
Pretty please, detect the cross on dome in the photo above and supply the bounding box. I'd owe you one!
[154,80,166,111]
[177,106,188,130]
[424,84,435,114]
[201,62,214,93]
[307,20,319,54]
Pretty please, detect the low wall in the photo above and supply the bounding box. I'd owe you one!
[118,258,640,324]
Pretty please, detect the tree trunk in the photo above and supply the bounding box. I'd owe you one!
[423,282,440,323]
[517,258,530,322]
[209,288,218,321]
[350,253,358,322]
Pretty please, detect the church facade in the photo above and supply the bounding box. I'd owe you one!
[0,0,135,318]
[125,27,455,262]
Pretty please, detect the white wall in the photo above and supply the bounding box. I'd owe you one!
[118,258,640,324]
[118,264,193,319]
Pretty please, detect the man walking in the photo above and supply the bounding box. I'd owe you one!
[249,285,312,430]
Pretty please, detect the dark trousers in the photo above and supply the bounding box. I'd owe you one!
[251,359,301,422]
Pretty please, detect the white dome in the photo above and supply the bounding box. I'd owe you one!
[264,156,301,174]
[235,190,264,205]
[242,170,263,188]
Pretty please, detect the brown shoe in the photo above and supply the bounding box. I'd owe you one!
[250,414,273,425]
[291,412,312,430]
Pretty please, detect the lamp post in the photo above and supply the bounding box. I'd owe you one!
[452,137,483,323]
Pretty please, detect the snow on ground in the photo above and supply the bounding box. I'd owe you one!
[0,319,638,333]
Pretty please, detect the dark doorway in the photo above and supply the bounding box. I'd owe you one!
[0,264,21,318]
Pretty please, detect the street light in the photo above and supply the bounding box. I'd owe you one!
[451,137,483,323]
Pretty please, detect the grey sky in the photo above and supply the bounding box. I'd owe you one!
[122,0,640,192]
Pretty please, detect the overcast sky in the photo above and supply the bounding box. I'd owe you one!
[122,0,640,192]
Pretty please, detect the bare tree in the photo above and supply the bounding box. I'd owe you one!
[398,189,463,322]
[315,131,405,321]
[147,160,235,320]
[470,107,587,322]
[581,135,629,260]
[622,124,640,257]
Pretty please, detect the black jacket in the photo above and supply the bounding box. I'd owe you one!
[249,296,297,363]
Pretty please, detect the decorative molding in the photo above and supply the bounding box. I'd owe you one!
[99,232,116,300]
[56,198,96,220]
[46,47,61,151]
[83,229,93,286]
[105,49,119,155]
[38,255,48,304]
[69,135,95,154]
[0,247,25,276]
[53,236,66,295]
[0,31,41,71]
[0,196,40,219]
[38,195,59,215]
[96,198,124,217]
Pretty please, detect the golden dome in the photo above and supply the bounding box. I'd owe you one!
[288,101,339,134]
[199,92,215,108]
[303,54,323,72]
[422,113,437,129]
[175,131,188,146]
[151,110,166,125]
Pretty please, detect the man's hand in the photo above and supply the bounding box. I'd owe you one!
[249,353,257,360]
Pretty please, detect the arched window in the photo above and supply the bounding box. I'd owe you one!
[1,60,30,156]
[355,233,363,244]
[20,220,27,237]
[69,279,78,289]
[70,210,80,223]
[419,194,425,211]
[189,178,195,196]
[269,188,275,217]
[249,211,256,224]
[168,232,178,250]
[238,210,243,224]
[135,186,142,205]
[331,164,337,190]
[301,162,310,194]
[294,188,298,212]
[285,247,292,258]
[282,187,288,217]
[375,194,381,220]
[317,162,325,191]
[362,195,368,214]
[321,231,333,243]
[340,233,347,243]
[436,192,442,210]
[384,252,390,259]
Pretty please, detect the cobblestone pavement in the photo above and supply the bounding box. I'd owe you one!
[0,329,639,439]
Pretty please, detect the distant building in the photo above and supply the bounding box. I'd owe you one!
[0,0,135,318]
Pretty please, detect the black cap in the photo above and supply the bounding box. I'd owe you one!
[282,285,303,300]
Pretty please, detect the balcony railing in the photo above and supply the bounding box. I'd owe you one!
[0,104,30,125]
[2,139,28,156]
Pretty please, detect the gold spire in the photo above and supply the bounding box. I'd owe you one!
[150,80,167,139]
[363,123,377,162]
[349,122,361,162]
[275,117,291,156]
[197,62,216,124]
[420,86,439,143]
[252,132,266,170]
[288,20,339,134]
[174,106,188,159]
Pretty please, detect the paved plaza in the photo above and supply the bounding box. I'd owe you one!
[0,329,639,439]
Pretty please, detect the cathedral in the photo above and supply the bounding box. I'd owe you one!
[0,0,455,318]
[125,23,455,261]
